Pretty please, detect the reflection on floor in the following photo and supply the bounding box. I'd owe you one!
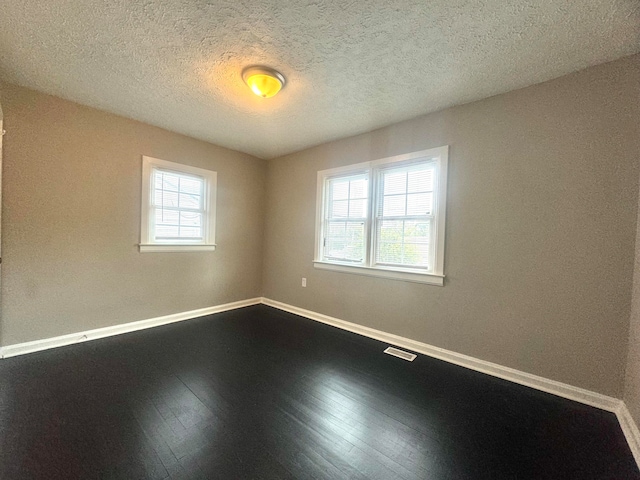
[0,304,637,479]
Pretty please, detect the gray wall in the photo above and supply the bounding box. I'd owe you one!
[625,172,640,425]
[2,56,640,404]
[0,83,266,346]
[263,55,640,398]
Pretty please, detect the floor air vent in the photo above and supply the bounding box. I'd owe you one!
[384,346,417,362]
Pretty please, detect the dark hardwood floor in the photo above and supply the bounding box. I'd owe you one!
[0,304,637,479]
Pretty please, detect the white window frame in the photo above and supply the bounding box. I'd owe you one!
[314,146,448,286]
[139,156,217,253]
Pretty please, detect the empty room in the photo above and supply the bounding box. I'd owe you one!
[0,1,639,478]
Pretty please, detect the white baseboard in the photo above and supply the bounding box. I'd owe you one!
[616,403,640,468]
[261,298,640,470]
[1,296,638,471]
[0,297,262,359]
[260,298,620,411]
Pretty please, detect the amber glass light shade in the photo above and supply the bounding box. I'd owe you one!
[242,66,285,98]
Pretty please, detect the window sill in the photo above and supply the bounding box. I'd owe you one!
[139,244,217,253]
[313,261,444,286]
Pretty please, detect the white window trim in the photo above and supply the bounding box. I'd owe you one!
[314,146,448,286]
[139,156,217,253]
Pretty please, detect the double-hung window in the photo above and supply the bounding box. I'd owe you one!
[314,146,448,285]
[139,156,217,252]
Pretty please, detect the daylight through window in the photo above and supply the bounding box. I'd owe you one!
[140,156,217,252]
[315,146,448,285]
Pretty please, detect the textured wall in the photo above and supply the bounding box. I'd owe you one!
[0,83,266,346]
[262,55,640,397]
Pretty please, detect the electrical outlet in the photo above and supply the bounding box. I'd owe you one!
[301,277,307,287]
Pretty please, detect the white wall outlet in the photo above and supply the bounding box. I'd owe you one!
[301,277,307,287]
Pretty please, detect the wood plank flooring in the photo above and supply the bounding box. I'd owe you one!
[0,304,638,479]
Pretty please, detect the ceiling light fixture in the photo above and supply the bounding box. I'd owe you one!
[242,66,285,98]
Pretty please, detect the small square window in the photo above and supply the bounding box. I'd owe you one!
[139,156,217,252]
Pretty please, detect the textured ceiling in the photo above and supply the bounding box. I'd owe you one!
[0,1,638,159]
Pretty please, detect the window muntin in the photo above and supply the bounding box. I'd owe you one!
[374,162,436,269]
[323,174,368,263]
[140,156,217,252]
[152,169,205,243]
[315,146,448,285]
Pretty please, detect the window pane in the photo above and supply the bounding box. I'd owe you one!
[180,211,202,227]
[383,171,406,195]
[152,169,207,241]
[408,168,433,193]
[159,190,179,208]
[179,227,202,238]
[179,192,201,209]
[349,199,366,218]
[350,178,367,199]
[154,189,163,206]
[376,219,431,267]
[156,225,180,238]
[402,242,429,266]
[154,171,163,188]
[407,192,432,215]
[345,222,364,260]
[328,175,368,222]
[180,176,202,195]
[327,221,345,236]
[156,209,179,225]
[404,220,430,243]
[330,199,349,218]
[331,180,349,200]
[377,220,404,264]
[325,220,364,262]
[376,163,434,268]
[382,194,406,216]
[161,173,180,192]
